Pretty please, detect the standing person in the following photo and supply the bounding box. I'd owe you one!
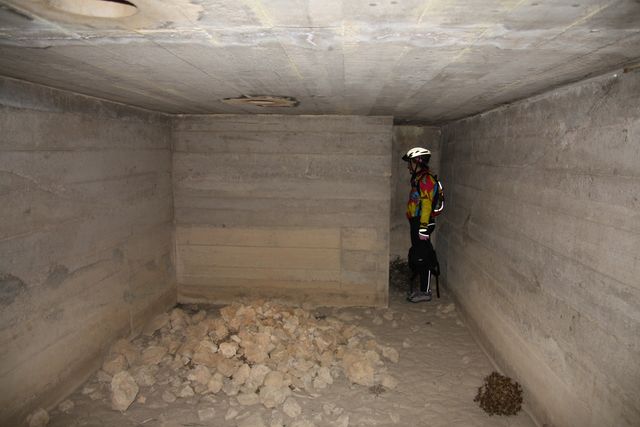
[402,147,444,302]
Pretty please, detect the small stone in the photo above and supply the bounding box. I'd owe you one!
[237,413,266,427]
[111,371,138,412]
[322,403,335,416]
[27,408,49,427]
[207,373,224,394]
[89,391,103,401]
[143,313,170,336]
[81,385,95,395]
[270,410,285,427]
[162,390,176,403]
[131,365,158,387]
[381,374,398,390]
[58,399,74,413]
[219,341,239,358]
[225,407,239,420]
[217,357,240,377]
[194,383,209,395]
[342,350,375,386]
[382,311,394,321]
[237,392,260,406]
[312,377,328,389]
[96,370,112,383]
[170,308,189,330]
[178,385,195,398]
[137,395,146,404]
[283,397,302,418]
[336,414,350,427]
[316,367,333,385]
[111,339,139,365]
[187,365,212,385]
[192,309,207,324]
[222,378,240,396]
[140,346,167,365]
[263,371,284,388]
[382,346,399,363]
[102,353,128,376]
[391,320,399,328]
[197,407,216,422]
[259,385,291,409]
[232,363,251,387]
[402,339,412,348]
[372,316,383,326]
[243,364,271,393]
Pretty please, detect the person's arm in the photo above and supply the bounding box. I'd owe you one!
[418,175,436,239]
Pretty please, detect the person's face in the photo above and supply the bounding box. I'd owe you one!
[408,159,419,174]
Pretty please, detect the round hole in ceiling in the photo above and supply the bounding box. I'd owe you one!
[48,0,138,18]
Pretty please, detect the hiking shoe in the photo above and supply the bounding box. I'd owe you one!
[409,291,432,303]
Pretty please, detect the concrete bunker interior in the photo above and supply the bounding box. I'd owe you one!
[1,1,639,426]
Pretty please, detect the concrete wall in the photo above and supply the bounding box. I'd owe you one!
[438,70,640,427]
[0,78,176,424]
[390,126,442,260]
[172,115,393,307]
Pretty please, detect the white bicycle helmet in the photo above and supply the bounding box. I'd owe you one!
[402,147,431,162]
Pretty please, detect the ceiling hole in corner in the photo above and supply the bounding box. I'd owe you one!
[48,0,138,18]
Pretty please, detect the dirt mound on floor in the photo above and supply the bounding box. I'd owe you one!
[474,371,523,416]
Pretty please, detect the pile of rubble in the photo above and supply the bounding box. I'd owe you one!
[474,371,523,416]
[99,300,399,419]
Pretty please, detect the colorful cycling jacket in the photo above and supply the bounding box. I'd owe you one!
[406,170,442,224]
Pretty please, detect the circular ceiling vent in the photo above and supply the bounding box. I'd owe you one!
[48,0,138,18]
[221,95,300,108]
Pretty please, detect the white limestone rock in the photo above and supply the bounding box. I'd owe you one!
[207,373,224,394]
[225,407,239,420]
[187,365,212,385]
[140,346,167,365]
[341,350,375,386]
[162,390,177,403]
[58,399,74,413]
[102,353,128,376]
[259,385,291,409]
[381,346,399,363]
[236,392,260,406]
[178,385,195,398]
[381,374,398,390]
[26,408,49,427]
[110,371,138,412]
[283,397,302,418]
[197,407,216,422]
[219,341,239,359]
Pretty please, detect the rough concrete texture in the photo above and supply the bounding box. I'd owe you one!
[390,125,441,259]
[0,77,177,425]
[438,69,640,427]
[1,1,639,122]
[172,115,393,307]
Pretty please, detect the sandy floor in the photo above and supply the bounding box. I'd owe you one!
[48,285,536,427]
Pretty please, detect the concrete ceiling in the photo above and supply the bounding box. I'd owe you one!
[1,0,639,123]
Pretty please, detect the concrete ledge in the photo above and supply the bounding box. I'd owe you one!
[178,283,386,308]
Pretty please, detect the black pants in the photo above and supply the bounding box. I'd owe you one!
[409,217,433,293]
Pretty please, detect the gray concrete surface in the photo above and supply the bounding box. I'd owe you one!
[438,69,640,427]
[390,125,441,260]
[172,114,393,307]
[1,0,639,122]
[0,77,176,425]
